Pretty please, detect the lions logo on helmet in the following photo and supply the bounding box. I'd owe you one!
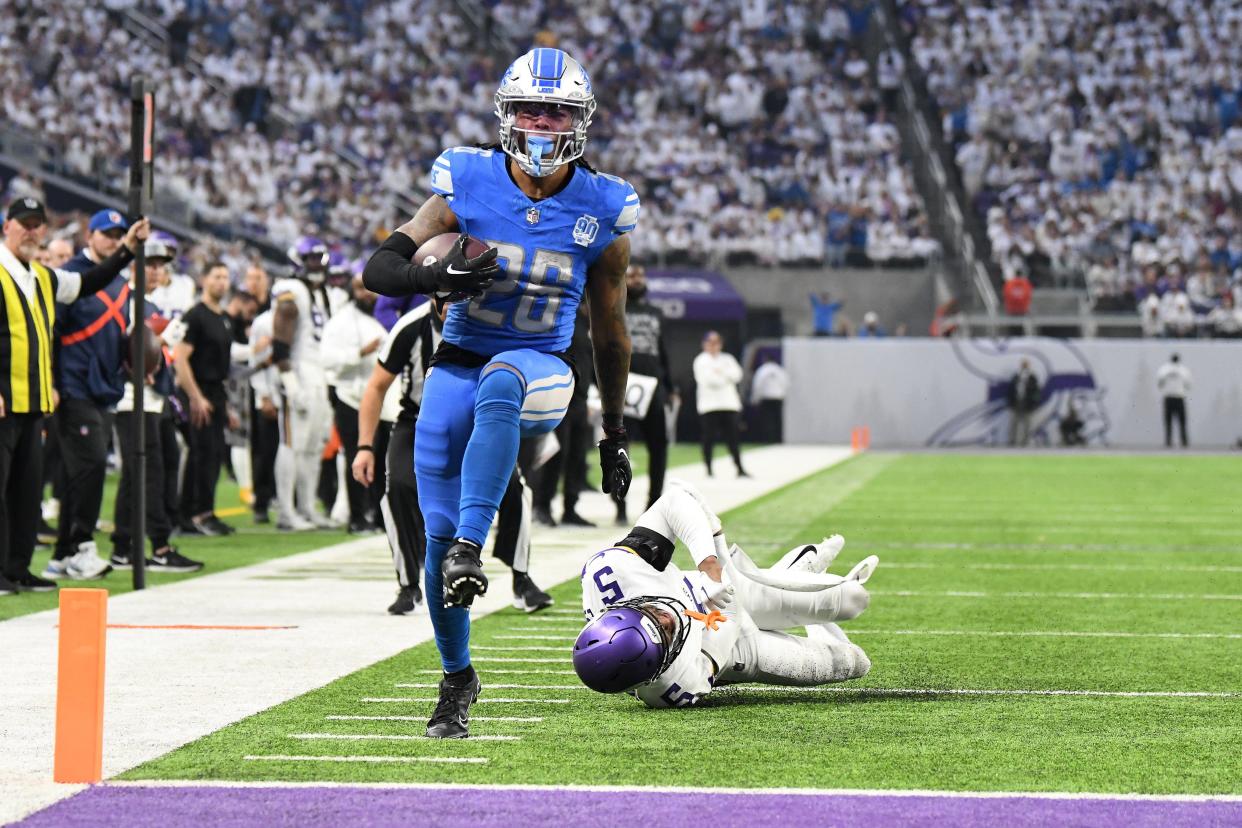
[495,48,597,178]
[572,596,690,693]
[288,236,330,285]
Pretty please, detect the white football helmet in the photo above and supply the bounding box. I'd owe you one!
[495,47,597,178]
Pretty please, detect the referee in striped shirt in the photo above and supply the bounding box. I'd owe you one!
[0,198,148,595]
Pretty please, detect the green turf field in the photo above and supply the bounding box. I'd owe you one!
[122,453,1242,794]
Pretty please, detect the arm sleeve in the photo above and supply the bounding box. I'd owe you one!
[55,247,136,301]
[633,487,718,566]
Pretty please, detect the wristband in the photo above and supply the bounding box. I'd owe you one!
[602,413,625,436]
[356,445,374,454]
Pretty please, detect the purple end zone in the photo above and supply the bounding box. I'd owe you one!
[15,785,1242,828]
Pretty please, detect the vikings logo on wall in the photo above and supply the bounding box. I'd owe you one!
[927,338,1110,447]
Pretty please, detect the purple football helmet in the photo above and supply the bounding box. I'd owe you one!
[288,235,330,284]
[325,250,351,288]
[572,596,690,693]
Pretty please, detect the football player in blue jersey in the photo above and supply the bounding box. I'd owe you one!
[364,47,638,738]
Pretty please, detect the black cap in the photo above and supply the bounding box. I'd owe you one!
[6,197,47,223]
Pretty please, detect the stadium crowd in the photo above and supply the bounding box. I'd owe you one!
[900,0,1242,331]
[1,0,938,268]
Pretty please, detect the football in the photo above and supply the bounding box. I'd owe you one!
[128,324,164,376]
[413,232,489,267]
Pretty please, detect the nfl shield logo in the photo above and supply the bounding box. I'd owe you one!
[526,207,541,225]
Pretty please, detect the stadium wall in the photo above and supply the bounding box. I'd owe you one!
[785,337,1242,449]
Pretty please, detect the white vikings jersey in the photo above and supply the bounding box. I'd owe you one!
[580,546,726,708]
[271,278,331,369]
[149,272,197,319]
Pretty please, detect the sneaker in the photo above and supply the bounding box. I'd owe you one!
[253,508,270,525]
[442,539,487,608]
[532,505,557,527]
[66,542,112,580]
[388,584,423,615]
[204,515,236,535]
[191,516,226,537]
[302,511,340,530]
[512,572,554,613]
[150,547,204,573]
[37,520,57,546]
[0,573,19,596]
[110,550,133,570]
[42,558,69,580]
[560,510,595,528]
[425,670,481,739]
[348,520,380,535]
[11,571,57,592]
[277,512,314,532]
[177,519,206,536]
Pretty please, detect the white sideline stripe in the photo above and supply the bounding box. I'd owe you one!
[876,590,1242,601]
[397,683,584,691]
[100,779,1242,803]
[472,656,568,663]
[850,629,1242,640]
[492,635,574,641]
[327,715,544,723]
[361,697,571,704]
[290,732,521,742]
[473,646,566,652]
[418,668,578,677]
[244,755,488,765]
[718,687,1241,699]
[885,562,1242,574]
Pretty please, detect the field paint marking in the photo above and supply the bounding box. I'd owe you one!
[850,629,1242,640]
[396,683,584,691]
[101,779,1242,803]
[471,656,569,663]
[491,635,575,641]
[417,669,578,677]
[864,540,1242,555]
[884,562,1242,574]
[717,687,1241,699]
[875,591,1242,601]
[289,729,519,744]
[244,755,487,765]
[361,697,571,704]
[473,646,566,652]
[327,715,543,723]
[105,624,299,631]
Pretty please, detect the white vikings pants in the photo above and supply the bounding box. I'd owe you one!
[276,375,330,520]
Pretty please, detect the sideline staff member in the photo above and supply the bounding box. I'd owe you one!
[0,198,147,595]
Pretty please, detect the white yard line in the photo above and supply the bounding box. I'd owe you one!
[289,733,521,742]
[396,683,584,691]
[326,715,543,723]
[416,668,578,677]
[471,657,570,663]
[473,645,567,651]
[874,591,1242,600]
[716,687,1241,699]
[98,778,1242,803]
[243,755,488,765]
[850,629,1242,639]
[0,444,854,824]
[883,562,1242,574]
[361,697,572,704]
[491,635,576,641]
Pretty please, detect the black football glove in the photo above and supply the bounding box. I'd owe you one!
[435,235,500,300]
[598,425,632,502]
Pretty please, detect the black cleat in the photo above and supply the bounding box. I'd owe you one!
[388,584,423,615]
[512,572,554,613]
[532,505,557,527]
[559,510,595,528]
[425,670,481,739]
[442,540,487,608]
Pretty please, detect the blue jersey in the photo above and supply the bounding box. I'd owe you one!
[429,146,640,356]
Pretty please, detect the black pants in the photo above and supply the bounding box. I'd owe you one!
[180,387,227,518]
[535,396,591,514]
[1163,397,1188,447]
[333,397,389,526]
[623,388,669,510]
[383,420,425,589]
[250,400,278,513]
[55,398,112,559]
[42,409,62,500]
[159,411,183,528]
[493,466,530,572]
[112,410,172,554]
[757,399,783,443]
[1,413,44,578]
[700,409,744,474]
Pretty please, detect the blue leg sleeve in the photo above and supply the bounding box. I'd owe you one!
[456,364,525,546]
[415,365,478,672]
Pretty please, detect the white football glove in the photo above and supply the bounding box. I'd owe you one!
[279,370,307,412]
[159,318,187,347]
[701,568,735,611]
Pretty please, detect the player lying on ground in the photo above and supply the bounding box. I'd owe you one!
[574,481,876,707]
